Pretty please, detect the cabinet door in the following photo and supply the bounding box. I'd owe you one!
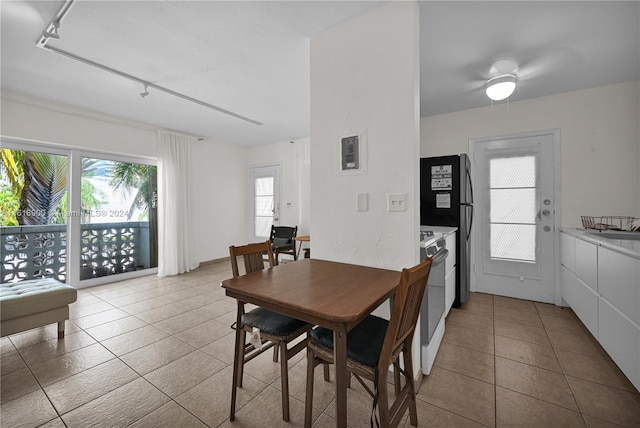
[599,298,640,390]
[598,247,640,325]
[575,238,597,293]
[560,232,575,272]
[562,266,599,338]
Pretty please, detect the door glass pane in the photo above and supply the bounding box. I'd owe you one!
[254,176,274,238]
[80,158,157,280]
[1,149,68,282]
[489,155,537,263]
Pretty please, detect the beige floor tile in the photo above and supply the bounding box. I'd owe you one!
[193,299,237,320]
[217,385,313,428]
[105,290,155,308]
[8,322,81,349]
[71,293,103,308]
[242,344,303,386]
[175,365,268,428]
[409,400,486,427]
[433,342,495,384]
[83,315,148,341]
[286,357,343,414]
[1,366,40,403]
[546,329,607,359]
[494,295,537,312]
[494,305,543,327]
[30,343,115,386]
[567,376,640,427]
[321,378,383,428]
[18,330,97,365]
[312,412,338,428]
[174,319,232,348]
[177,293,221,311]
[446,310,494,333]
[459,299,494,317]
[144,350,226,398]
[128,401,208,428]
[0,389,59,428]
[90,285,138,301]
[583,415,629,428]
[119,295,174,315]
[61,378,170,428]
[495,335,562,372]
[494,317,551,347]
[153,310,210,335]
[534,302,577,319]
[37,417,67,428]
[540,312,589,335]
[442,324,495,355]
[496,386,585,427]
[135,301,192,324]
[417,367,495,427]
[0,336,16,355]
[495,356,578,411]
[199,331,236,364]
[0,349,27,375]
[44,358,138,414]
[467,292,494,306]
[69,300,115,319]
[100,324,168,356]
[120,336,195,375]
[73,308,130,329]
[215,310,239,327]
[556,349,637,392]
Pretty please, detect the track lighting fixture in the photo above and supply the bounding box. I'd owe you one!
[140,84,150,98]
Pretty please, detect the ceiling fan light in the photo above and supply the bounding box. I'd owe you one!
[486,74,516,101]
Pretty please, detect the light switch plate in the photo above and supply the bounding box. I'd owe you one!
[357,193,368,211]
[387,193,406,212]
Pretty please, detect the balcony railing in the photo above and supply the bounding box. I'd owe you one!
[1,222,150,283]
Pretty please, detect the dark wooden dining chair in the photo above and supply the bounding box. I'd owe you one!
[304,258,432,428]
[270,225,298,265]
[228,240,311,422]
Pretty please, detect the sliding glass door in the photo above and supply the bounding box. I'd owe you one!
[1,140,157,286]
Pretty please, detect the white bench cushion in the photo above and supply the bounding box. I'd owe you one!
[0,279,77,321]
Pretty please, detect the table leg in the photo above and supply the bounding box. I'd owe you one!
[334,328,348,428]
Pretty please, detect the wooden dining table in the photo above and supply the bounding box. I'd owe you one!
[221,258,400,427]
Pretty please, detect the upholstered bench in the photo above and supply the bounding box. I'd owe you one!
[1,279,77,339]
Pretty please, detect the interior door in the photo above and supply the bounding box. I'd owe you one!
[249,164,281,242]
[473,132,557,303]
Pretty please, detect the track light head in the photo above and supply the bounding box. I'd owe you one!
[140,84,150,98]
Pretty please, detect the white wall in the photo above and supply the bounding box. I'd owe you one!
[421,81,640,226]
[310,1,421,270]
[1,91,247,264]
[246,137,311,237]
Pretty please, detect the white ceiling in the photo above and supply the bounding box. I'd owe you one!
[2,1,639,146]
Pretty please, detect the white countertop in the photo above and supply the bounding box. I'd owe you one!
[561,228,640,259]
[420,225,457,237]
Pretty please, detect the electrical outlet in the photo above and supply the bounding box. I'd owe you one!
[387,193,406,212]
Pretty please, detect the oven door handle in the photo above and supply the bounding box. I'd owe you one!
[430,249,449,267]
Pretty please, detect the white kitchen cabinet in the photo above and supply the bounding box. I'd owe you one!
[598,298,640,389]
[598,246,640,325]
[575,237,598,292]
[561,265,598,337]
[560,229,640,392]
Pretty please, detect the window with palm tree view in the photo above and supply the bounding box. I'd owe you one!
[1,148,157,284]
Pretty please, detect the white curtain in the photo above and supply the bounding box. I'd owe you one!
[157,130,200,277]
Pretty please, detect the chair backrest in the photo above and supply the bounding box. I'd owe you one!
[270,225,298,246]
[229,241,275,278]
[378,258,432,369]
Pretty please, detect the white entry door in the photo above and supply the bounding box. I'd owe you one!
[249,164,281,242]
[473,131,558,303]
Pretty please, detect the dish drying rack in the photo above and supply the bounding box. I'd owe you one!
[581,216,639,231]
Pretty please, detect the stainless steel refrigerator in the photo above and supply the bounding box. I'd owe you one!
[420,154,473,307]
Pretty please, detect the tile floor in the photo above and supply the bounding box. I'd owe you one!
[1,260,639,427]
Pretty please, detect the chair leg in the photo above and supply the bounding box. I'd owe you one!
[393,361,402,396]
[230,306,244,421]
[305,347,315,428]
[237,329,246,388]
[273,344,279,362]
[377,370,391,427]
[279,341,290,421]
[323,363,330,382]
[403,347,418,427]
